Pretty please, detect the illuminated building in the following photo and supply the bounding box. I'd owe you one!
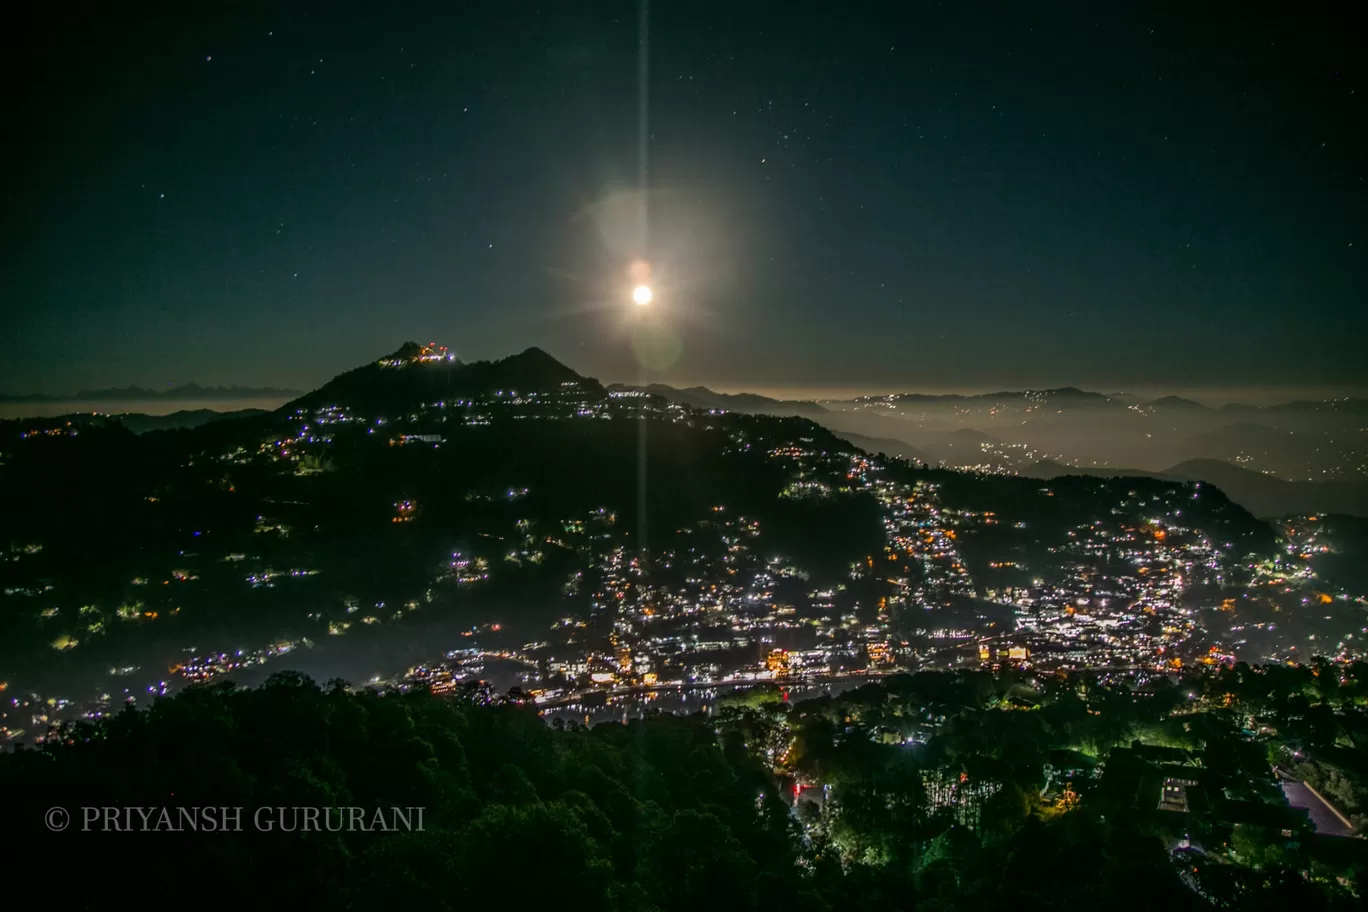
[1158,776,1197,813]
[766,649,790,676]
[866,641,893,666]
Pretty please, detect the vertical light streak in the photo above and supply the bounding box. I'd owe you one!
[636,0,650,560]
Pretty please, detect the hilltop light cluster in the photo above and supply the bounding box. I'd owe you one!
[378,342,459,367]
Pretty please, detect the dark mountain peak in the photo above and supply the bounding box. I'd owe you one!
[289,343,593,413]
[505,346,568,372]
[1022,459,1075,477]
[1149,395,1211,410]
[484,347,584,387]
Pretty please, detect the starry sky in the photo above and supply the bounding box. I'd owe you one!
[5,2,1365,397]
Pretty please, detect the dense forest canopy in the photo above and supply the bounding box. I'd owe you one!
[3,666,1364,910]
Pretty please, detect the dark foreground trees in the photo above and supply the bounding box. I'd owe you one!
[0,671,1361,911]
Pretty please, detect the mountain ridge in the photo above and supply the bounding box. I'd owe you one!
[10,372,1364,413]
[605,382,829,418]
[1022,457,1368,518]
[284,343,596,413]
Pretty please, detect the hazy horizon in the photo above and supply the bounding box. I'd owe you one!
[5,366,1368,419]
[691,383,1368,408]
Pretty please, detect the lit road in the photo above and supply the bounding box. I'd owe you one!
[1277,769,1354,837]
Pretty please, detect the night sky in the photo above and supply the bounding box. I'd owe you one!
[6,2,1365,397]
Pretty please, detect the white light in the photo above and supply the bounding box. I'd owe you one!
[632,284,653,305]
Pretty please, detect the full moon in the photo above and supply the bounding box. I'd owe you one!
[632,284,653,306]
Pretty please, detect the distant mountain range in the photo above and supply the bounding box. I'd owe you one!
[0,382,301,403]
[111,408,273,433]
[2,408,272,434]
[604,383,830,418]
[617,382,1368,518]
[8,369,1367,517]
[10,375,1364,414]
[868,386,1119,407]
[616,381,1368,418]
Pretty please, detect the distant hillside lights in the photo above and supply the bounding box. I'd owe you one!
[445,552,490,585]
